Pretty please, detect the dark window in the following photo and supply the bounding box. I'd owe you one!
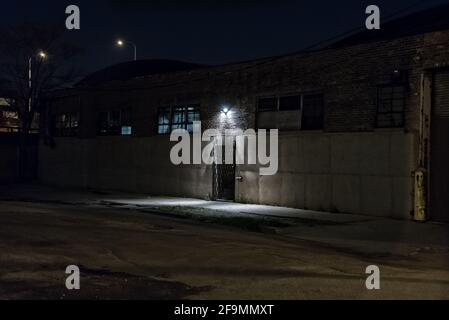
[98,109,131,135]
[279,95,301,111]
[257,93,324,131]
[157,105,200,134]
[302,94,324,130]
[110,110,121,129]
[376,85,405,128]
[257,97,277,112]
[53,112,79,137]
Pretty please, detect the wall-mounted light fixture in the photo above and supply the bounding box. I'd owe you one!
[221,106,231,116]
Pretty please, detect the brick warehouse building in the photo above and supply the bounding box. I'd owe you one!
[40,6,449,222]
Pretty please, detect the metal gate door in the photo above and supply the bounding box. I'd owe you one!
[430,71,449,221]
[213,163,235,201]
[212,137,235,201]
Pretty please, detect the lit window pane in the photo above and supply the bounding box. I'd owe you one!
[121,126,132,135]
[171,124,184,130]
[158,125,169,134]
[157,105,199,134]
[172,107,185,124]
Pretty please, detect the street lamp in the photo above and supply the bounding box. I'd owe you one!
[28,51,47,112]
[116,39,137,61]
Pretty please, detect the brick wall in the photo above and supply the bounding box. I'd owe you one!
[47,29,449,138]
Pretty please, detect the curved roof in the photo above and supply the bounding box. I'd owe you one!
[77,59,205,86]
[329,3,449,49]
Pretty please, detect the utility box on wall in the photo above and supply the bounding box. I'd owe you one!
[414,168,427,222]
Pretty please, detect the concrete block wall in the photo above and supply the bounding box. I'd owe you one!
[40,130,415,219]
[39,137,213,199]
[39,138,92,187]
[236,131,415,219]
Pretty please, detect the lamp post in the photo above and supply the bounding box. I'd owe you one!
[116,39,137,61]
[28,51,47,112]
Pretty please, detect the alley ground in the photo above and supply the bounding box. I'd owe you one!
[0,184,449,299]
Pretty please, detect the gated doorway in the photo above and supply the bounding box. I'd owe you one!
[430,71,449,222]
[212,136,235,201]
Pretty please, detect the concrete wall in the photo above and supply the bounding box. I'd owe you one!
[236,131,416,219]
[40,130,415,219]
[39,136,213,199]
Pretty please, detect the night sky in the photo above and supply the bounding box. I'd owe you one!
[3,0,449,76]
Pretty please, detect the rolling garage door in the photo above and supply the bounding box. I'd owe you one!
[431,71,449,222]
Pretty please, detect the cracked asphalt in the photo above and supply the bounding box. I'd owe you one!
[1,192,449,299]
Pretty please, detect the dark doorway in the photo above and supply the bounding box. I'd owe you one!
[430,71,449,222]
[213,163,235,201]
[213,138,235,201]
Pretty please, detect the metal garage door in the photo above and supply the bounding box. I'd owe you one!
[431,71,449,221]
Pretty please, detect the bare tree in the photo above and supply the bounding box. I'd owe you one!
[0,23,83,134]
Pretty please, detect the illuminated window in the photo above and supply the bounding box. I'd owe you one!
[157,105,200,134]
[171,106,186,130]
[121,126,132,135]
[0,98,11,107]
[0,109,19,132]
[376,85,405,128]
[157,107,171,134]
